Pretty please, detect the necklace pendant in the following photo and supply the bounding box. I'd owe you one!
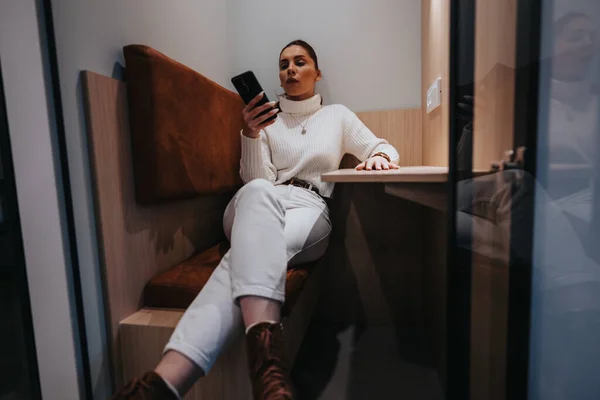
[301,128,307,135]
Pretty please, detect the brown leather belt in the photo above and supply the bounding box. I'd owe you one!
[282,177,320,196]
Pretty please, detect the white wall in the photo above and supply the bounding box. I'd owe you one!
[0,1,83,398]
[49,1,421,397]
[49,1,232,397]
[229,0,422,111]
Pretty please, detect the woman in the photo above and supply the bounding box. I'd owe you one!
[112,40,400,400]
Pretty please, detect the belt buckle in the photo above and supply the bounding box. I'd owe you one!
[289,177,315,193]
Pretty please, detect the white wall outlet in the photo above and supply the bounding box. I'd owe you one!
[426,77,442,113]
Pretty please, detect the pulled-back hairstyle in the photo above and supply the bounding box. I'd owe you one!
[280,40,320,70]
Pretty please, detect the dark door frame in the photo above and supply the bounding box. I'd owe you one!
[506,0,544,398]
[445,0,475,397]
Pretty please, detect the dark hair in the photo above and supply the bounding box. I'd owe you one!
[280,40,320,71]
[555,12,590,37]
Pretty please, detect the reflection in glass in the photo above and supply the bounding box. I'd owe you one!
[529,1,600,398]
[452,0,600,398]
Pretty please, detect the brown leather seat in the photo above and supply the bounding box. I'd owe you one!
[144,241,317,316]
[123,45,245,204]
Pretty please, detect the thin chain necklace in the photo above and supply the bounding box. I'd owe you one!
[289,112,313,135]
[277,92,320,135]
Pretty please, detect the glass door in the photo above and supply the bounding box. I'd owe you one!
[448,0,600,398]
[527,0,600,398]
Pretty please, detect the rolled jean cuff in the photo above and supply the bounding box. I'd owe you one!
[233,285,286,305]
[163,341,213,375]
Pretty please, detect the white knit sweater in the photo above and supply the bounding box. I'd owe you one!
[239,94,400,198]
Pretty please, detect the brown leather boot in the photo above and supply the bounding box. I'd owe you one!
[246,322,294,400]
[110,371,178,400]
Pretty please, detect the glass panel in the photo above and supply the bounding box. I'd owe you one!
[528,0,600,398]
[451,0,521,398]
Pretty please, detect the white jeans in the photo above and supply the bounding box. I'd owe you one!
[163,179,332,374]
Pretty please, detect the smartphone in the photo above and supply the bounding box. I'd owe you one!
[231,71,278,123]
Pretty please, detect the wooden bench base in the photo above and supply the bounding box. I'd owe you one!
[119,265,323,399]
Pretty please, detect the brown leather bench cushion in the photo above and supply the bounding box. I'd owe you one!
[123,45,245,204]
[144,241,317,317]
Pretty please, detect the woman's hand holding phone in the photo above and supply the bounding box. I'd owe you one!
[242,92,279,138]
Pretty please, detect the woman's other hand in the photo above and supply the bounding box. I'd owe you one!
[242,92,279,138]
[355,156,400,171]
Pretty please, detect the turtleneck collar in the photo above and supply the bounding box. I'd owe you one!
[279,94,322,115]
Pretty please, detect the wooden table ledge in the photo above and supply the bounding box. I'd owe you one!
[321,166,450,183]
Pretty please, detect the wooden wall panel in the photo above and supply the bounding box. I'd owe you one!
[470,1,517,396]
[419,2,451,381]
[470,253,509,400]
[473,0,517,170]
[465,176,512,399]
[422,0,450,167]
[357,108,423,166]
